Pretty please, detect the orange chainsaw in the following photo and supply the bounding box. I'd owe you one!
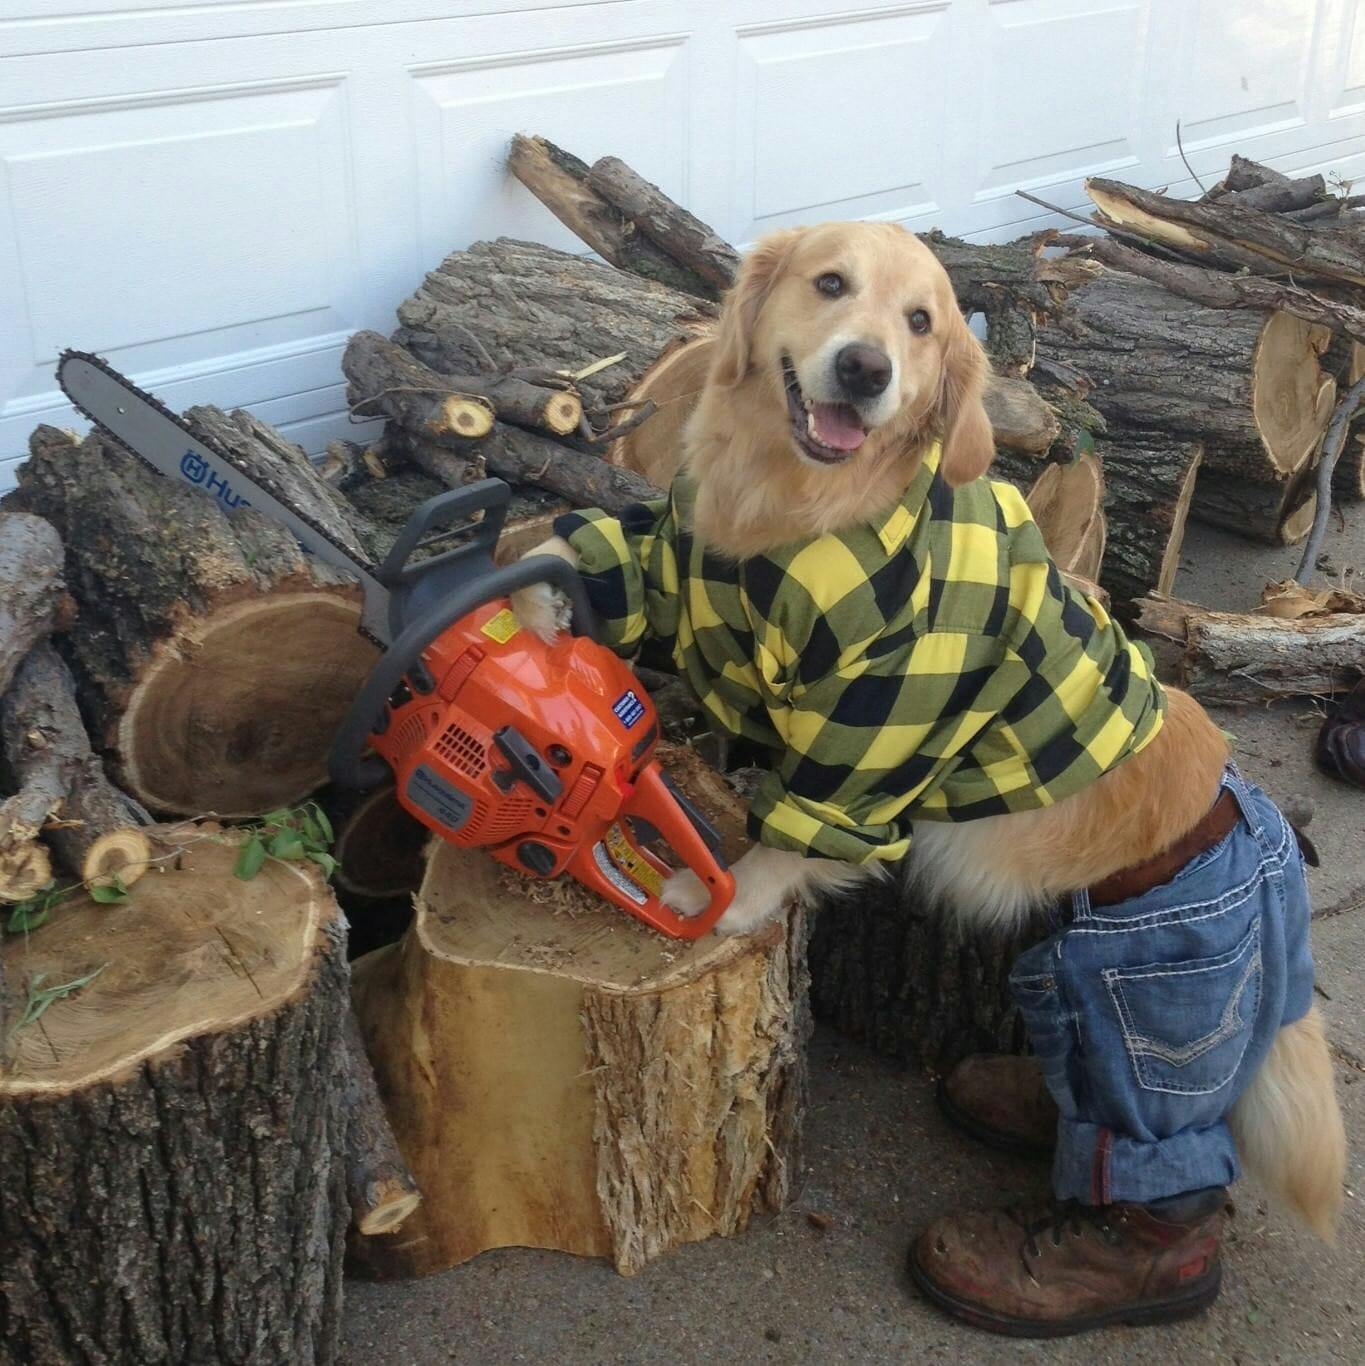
[58,352,736,938]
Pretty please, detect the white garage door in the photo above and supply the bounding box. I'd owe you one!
[2,0,1363,485]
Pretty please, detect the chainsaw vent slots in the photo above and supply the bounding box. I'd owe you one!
[560,764,603,820]
[433,720,488,777]
[464,795,536,843]
[394,711,431,756]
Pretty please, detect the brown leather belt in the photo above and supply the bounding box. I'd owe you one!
[1088,789,1241,908]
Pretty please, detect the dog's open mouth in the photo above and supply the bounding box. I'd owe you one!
[782,356,867,464]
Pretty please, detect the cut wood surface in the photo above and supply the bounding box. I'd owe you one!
[1087,175,1365,288]
[607,333,716,486]
[1135,595,1365,704]
[0,826,349,1364]
[1023,450,1106,580]
[0,511,66,699]
[348,745,809,1279]
[983,374,1062,454]
[586,155,741,292]
[343,329,581,439]
[394,239,716,426]
[11,427,379,818]
[507,135,719,299]
[0,642,150,902]
[1037,272,1331,482]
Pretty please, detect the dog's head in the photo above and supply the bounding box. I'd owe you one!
[708,221,993,487]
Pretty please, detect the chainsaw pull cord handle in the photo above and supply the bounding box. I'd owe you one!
[329,554,597,791]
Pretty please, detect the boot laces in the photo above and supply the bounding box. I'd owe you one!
[1011,1199,1123,1260]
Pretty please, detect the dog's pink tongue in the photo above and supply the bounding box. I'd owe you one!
[810,403,866,450]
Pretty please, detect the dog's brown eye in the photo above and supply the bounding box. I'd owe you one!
[815,272,845,298]
[909,309,931,335]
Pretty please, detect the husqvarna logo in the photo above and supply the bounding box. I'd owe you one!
[180,450,250,510]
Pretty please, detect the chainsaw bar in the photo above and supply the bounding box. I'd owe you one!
[56,349,391,647]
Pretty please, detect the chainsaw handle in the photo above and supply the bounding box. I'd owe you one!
[330,554,597,791]
[619,762,736,939]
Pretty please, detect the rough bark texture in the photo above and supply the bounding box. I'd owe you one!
[1336,438,1365,501]
[9,427,378,817]
[347,747,808,1279]
[1,642,150,894]
[586,155,741,292]
[507,136,718,299]
[340,1007,421,1237]
[0,511,67,699]
[342,330,580,439]
[1087,175,1365,287]
[1037,272,1330,482]
[1135,596,1365,704]
[393,238,715,424]
[808,878,1047,1072]
[1192,468,1318,546]
[402,425,662,514]
[0,831,350,1366]
[993,428,1201,606]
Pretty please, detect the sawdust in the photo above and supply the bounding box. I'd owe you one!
[496,866,604,920]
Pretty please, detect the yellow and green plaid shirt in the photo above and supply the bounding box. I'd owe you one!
[554,442,1165,864]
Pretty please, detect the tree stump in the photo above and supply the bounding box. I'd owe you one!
[10,426,378,817]
[0,826,350,1366]
[347,747,810,1279]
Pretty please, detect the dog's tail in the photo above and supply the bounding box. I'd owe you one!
[1229,1006,1346,1240]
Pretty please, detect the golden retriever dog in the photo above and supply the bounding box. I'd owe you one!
[513,221,1345,1255]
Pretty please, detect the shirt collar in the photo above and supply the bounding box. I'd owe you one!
[872,440,941,556]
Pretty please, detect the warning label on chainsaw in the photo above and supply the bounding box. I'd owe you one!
[591,821,664,906]
[611,688,645,729]
[480,607,521,644]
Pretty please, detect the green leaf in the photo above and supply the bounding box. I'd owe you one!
[234,835,268,880]
[299,811,323,848]
[89,879,128,904]
[269,830,305,860]
[307,850,337,877]
[16,964,107,1033]
[7,901,51,934]
[260,807,295,828]
[309,803,334,845]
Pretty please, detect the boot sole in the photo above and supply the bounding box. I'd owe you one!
[906,1242,1222,1339]
[934,1077,1055,1160]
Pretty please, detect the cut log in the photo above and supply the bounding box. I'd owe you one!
[11,426,379,818]
[340,1007,421,1237]
[994,431,1201,606]
[347,745,809,1279]
[1036,271,1332,483]
[1193,469,1318,546]
[585,155,741,292]
[809,880,1046,1072]
[0,510,67,698]
[607,333,716,486]
[1086,175,1365,287]
[393,238,715,429]
[1023,450,1106,581]
[1209,156,1326,213]
[1337,436,1365,502]
[0,825,349,1364]
[1135,596,1365,705]
[332,784,428,908]
[507,135,719,299]
[342,330,581,440]
[1,643,151,902]
[986,375,1062,454]
[402,425,663,514]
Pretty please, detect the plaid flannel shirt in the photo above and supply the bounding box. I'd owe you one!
[554,442,1166,865]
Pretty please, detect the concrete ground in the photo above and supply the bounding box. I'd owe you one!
[342,512,1364,1365]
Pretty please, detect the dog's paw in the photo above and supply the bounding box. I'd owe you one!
[510,581,572,644]
[661,868,784,937]
[660,867,711,918]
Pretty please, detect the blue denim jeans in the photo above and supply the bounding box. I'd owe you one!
[1009,763,1316,1206]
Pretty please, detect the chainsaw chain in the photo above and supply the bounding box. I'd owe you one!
[57,349,386,647]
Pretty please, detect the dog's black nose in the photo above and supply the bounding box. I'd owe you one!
[835,344,892,399]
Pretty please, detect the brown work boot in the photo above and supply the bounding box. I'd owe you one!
[908,1189,1226,1338]
[936,1054,1057,1157]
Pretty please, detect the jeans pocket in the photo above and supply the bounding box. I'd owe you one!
[1010,968,1077,1114]
[1103,918,1262,1096]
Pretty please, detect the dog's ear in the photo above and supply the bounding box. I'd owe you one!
[712,229,801,388]
[936,309,995,486]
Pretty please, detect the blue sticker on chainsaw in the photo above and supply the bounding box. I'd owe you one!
[612,689,645,729]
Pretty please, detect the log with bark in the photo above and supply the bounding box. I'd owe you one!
[507,135,721,299]
[1135,595,1365,705]
[0,511,67,699]
[1086,175,1365,288]
[9,426,379,818]
[1022,449,1106,581]
[1,643,151,903]
[347,746,809,1279]
[0,827,350,1364]
[342,329,581,440]
[1204,156,1328,214]
[394,239,715,434]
